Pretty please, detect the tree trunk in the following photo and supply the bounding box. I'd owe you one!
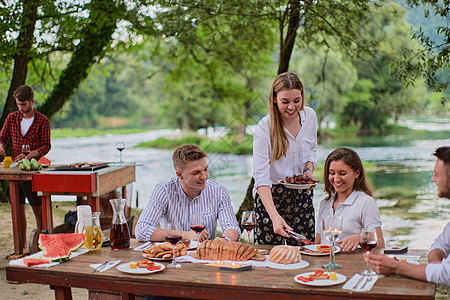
[39,0,118,119]
[0,0,39,203]
[277,0,301,74]
[243,0,301,211]
[236,99,250,143]
[0,0,39,126]
[236,177,255,225]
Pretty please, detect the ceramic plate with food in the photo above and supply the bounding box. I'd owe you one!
[144,256,174,261]
[278,180,316,190]
[117,262,165,274]
[299,244,341,256]
[294,271,346,286]
[266,260,309,270]
[388,254,420,264]
[154,240,195,249]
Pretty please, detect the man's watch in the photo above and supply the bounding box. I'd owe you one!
[303,167,313,172]
[223,236,232,242]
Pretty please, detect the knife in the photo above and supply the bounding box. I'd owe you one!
[285,229,313,244]
[285,229,307,240]
[133,241,153,251]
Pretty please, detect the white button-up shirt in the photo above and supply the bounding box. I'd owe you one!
[316,190,382,240]
[135,178,240,241]
[426,222,450,286]
[252,106,318,197]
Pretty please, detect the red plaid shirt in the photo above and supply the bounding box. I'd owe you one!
[0,109,51,160]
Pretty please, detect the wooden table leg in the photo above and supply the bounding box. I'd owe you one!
[9,181,25,255]
[91,196,100,212]
[122,185,131,219]
[51,286,72,300]
[121,292,135,300]
[42,195,54,233]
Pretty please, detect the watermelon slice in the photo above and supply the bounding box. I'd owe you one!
[23,258,51,267]
[37,156,51,167]
[38,233,85,262]
[59,233,85,251]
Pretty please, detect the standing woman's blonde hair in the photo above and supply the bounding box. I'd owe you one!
[269,72,305,162]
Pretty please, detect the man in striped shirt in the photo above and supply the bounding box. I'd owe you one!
[135,144,240,242]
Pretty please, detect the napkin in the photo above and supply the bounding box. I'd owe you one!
[9,248,89,268]
[342,274,379,291]
[90,259,121,272]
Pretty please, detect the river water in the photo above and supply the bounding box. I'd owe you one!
[49,117,449,249]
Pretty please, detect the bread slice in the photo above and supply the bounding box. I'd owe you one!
[241,247,258,261]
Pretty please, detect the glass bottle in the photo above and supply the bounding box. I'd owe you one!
[110,199,130,250]
[3,156,12,168]
[82,212,103,250]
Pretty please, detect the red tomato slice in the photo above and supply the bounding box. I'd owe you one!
[318,245,330,249]
[313,269,324,276]
[147,265,161,271]
[297,276,312,282]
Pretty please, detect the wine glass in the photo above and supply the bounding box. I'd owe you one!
[22,144,30,158]
[116,142,125,163]
[241,211,256,244]
[190,213,205,248]
[359,228,378,276]
[322,215,343,269]
[165,223,182,268]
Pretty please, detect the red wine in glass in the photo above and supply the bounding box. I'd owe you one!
[242,223,256,231]
[110,223,131,250]
[190,224,205,233]
[166,234,182,245]
[22,144,30,157]
[359,228,378,276]
[360,241,377,252]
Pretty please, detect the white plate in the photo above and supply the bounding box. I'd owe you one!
[117,262,165,274]
[387,254,420,264]
[299,245,341,256]
[279,180,316,190]
[294,272,346,286]
[266,260,309,269]
[186,240,198,250]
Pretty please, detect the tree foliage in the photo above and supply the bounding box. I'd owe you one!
[395,0,449,100]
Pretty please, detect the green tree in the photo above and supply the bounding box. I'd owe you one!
[396,0,449,99]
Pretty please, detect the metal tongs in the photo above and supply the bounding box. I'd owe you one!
[285,229,313,245]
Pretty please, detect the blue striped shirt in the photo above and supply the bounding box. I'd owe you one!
[135,178,240,241]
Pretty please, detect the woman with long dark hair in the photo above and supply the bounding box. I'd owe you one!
[316,147,385,251]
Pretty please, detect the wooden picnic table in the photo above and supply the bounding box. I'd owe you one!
[0,163,135,257]
[6,240,436,300]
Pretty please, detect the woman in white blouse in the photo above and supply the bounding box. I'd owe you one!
[316,147,385,251]
[253,72,318,245]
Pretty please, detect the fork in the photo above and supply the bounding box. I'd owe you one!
[352,275,365,289]
[360,275,373,289]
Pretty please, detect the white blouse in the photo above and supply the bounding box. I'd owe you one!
[316,190,382,240]
[252,106,318,197]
